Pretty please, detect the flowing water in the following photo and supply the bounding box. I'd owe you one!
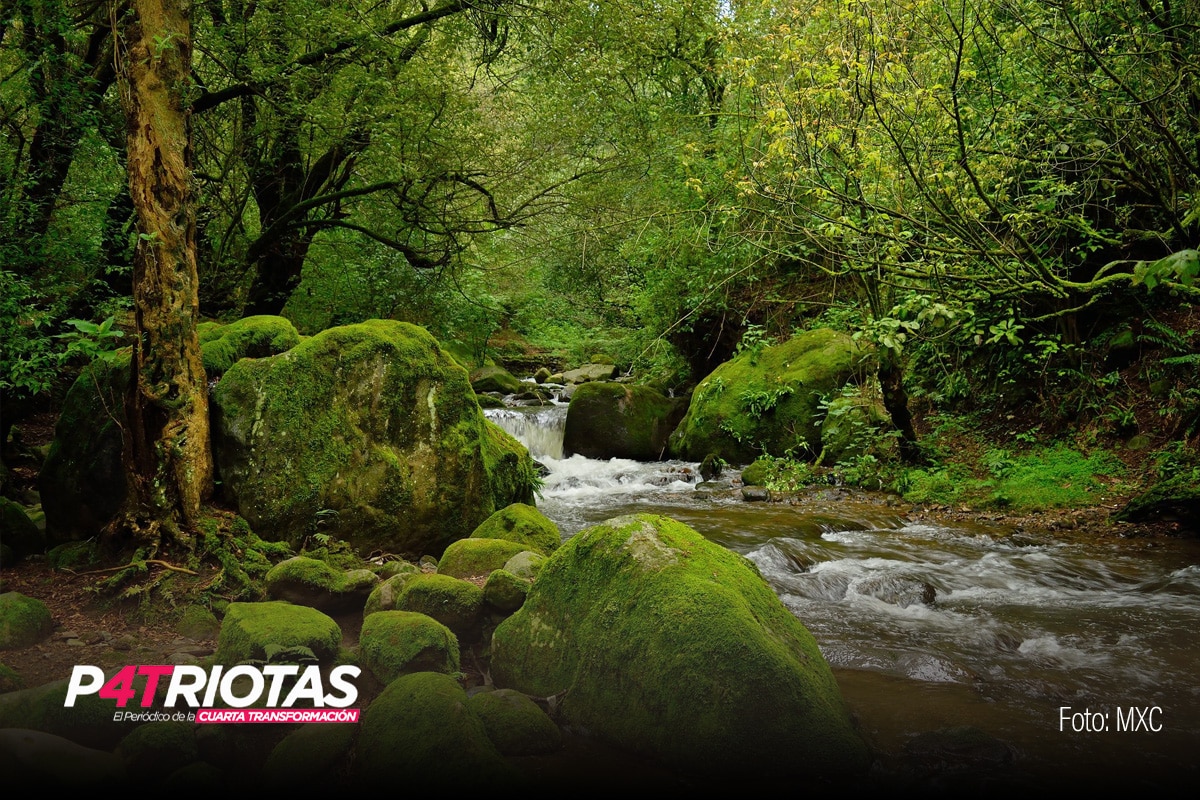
[487,403,1200,788]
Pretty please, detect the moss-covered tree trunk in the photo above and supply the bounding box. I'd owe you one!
[112,0,212,546]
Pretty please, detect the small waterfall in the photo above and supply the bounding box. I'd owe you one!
[485,406,568,460]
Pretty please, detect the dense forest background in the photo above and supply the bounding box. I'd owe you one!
[3,0,1199,529]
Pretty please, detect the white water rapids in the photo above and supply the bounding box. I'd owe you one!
[485,403,1200,788]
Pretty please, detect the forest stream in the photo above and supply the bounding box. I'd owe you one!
[488,402,1200,790]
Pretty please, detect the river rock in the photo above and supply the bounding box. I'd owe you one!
[0,592,53,649]
[490,513,870,781]
[197,315,300,376]
[264,556,379,613]
[212,320,538,557]
[355,672,516,788]
[563,381,686,461]
[469,503,560,555]
[38,353,129,542]
[561,363,617,384]
[670,328,872,463]
[359,611,460,684]
[469,365,522,394]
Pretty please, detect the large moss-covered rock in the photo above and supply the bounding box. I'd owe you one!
[819,391,892,465]
[482,569,530,614]
[214,601,342,664]
[264,556,379,613]
[490,514,869,781]
[1115,474,1200,530]
[359,611,460,684]
[355,672,515,788]
[469,365,522,394]
[470,503,560,555]
[0,592,53,649]
[467,688,562,757]
[0,498,43,557]
[198,315,301,375]
[363,572,419,618]
[212,320,537,556]
[393,574,483,637]
[260,722,357,791]
[115,721,200,786]
[563,382,685,461]
[437,538,529,579]
[38,352,129,541]
[0,729,125,788]
[670,328,872,463]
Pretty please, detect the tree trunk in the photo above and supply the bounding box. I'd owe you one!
[879,356,923,465]
[113,0,212,546]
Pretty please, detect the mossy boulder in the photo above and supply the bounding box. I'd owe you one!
[467,688,562,756]
[670,328,872,463]
[355,672,516,788]
[819,392,892,465]
[482,569,530,614]
[212,320,537,557]
[373,559,420,580]
[739,458,771,487]
[177,605,221,640]
[0,498,42,557]
[469,365,522,394]
[359,611,460,684]
[490,513,869,781]
[214,602,342,664]
[264,556,379,613]
[563,382,685,461]
[438,538,529,579]
[38,352,129,541]
[260,723,357,791]
[0,678,121,749]
[363,572,419,618]
[561,363,617,384]
[0,592,53,649]
[393,574,484,637]
[0,729,125,788]
[198,315,301,375]
[1115,473,1200,530]
[470,502,560,555]
[503,550,547,580]
[115,721,200,786]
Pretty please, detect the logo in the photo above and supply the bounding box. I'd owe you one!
[65,664,361,724]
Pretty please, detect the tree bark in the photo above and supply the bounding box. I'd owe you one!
[113,0,212,545]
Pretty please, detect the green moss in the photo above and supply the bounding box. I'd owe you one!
[116,721,199,785]
[469,365,522,394]
[372,559,420,579]
[482,569,529,614]
[212,321,538,557]
[0,661,22,691]
[39,351,130,539]
[355,672,515,789]
[502,550,547,580]
[438,538,529,579]
[364,573,419,618]
[395,574,483,636]
[261,723,357,791]
[671,328,871,463]
[46,540,99,570]
[177,604,220,640]
[563,381,680,460]
[491,513,869,781]
[0,498,41,556]
[740,458,771,486]
[0,592,53,649]
[467,688,562,756]
[214,601,342,664]
[359,611,460,684]
[199,315,301,375]
[264,557,379,604]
